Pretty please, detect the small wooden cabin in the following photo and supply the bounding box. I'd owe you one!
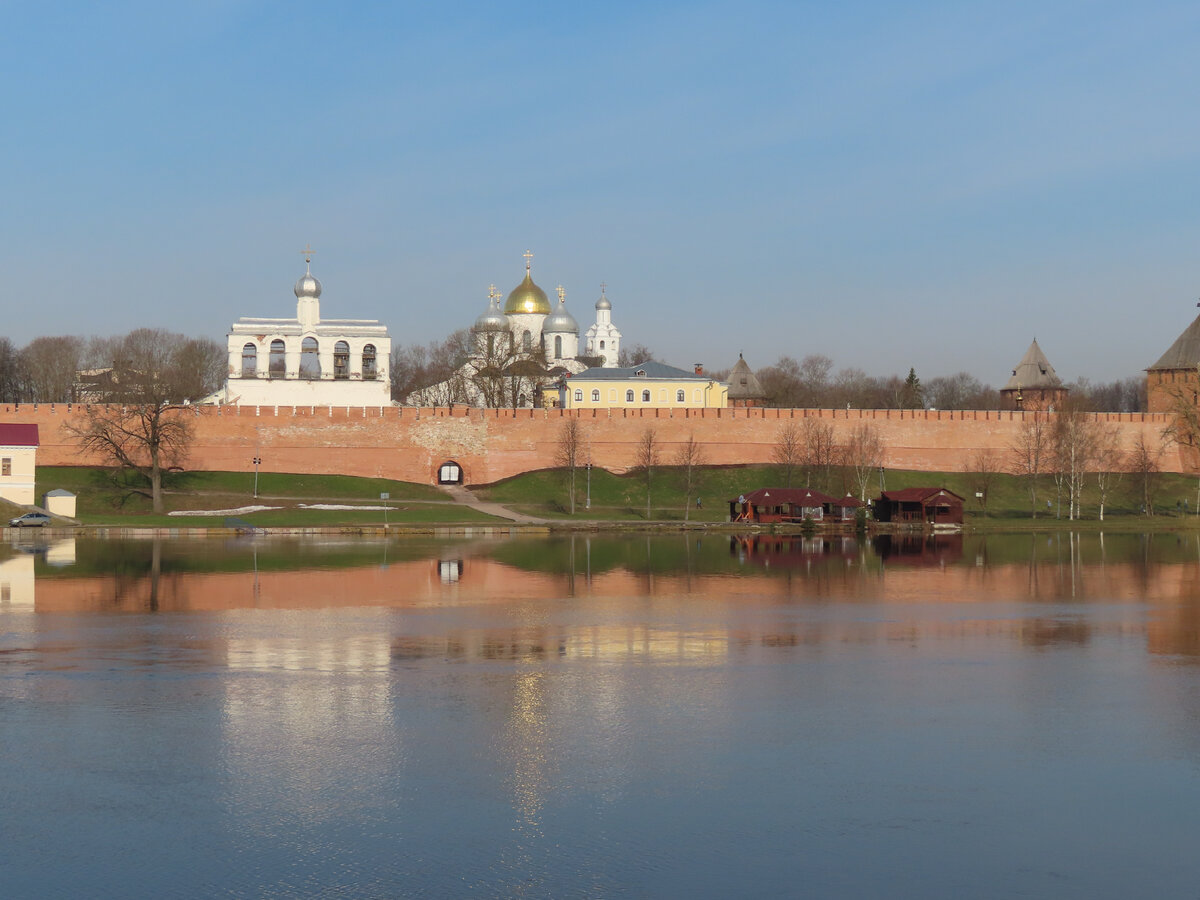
[872,487,965,526]
[730,488,849,523]
[827,494,865,521]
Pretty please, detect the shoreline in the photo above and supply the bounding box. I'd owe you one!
[9,516,1200,539]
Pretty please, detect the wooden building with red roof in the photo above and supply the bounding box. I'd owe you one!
[730,487,864,524]
[872,487,964,526]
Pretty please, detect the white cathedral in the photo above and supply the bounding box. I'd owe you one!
[406,252,622,407]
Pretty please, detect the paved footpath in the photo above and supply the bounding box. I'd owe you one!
[439,485,548,525]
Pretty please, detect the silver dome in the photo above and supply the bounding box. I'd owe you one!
[294,272,323,298]
[474,296,509,333]
[595,289,611,311]
[543,298,578,334]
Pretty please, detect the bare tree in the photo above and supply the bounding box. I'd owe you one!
[1067,375,1147,412]
[967,450,1001,516]
[1052,405,1098,520]
[830,367,877,409]
[393,330,474,405]
[471,328,546,409]
[801,418,839,490]
[674,434,706,521]
[759,354,835,408]
[65,329,221,513]
[0,338,25,402]
[618,343,657,367]
[23,336,84,402]
[168,337,227,402]
[634,427,660,519]
[843,421,884,501]
[1130,432,1163,515]
[772,421,803,486]
[1011,413,1049,517]
[555,417,585,514]
[925,372,997,410]
[1092,423,1124,521]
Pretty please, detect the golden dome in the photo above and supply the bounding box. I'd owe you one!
[504,264,551,315]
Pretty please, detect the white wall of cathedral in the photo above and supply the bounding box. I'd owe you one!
[223,374,391,407]
[506,314,546,357]
[546,330,579,363]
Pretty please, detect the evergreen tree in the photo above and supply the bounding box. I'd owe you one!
[902,367,924,409]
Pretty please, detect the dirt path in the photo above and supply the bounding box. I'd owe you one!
[438,485,549,524]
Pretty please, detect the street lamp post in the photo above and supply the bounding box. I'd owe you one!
[253,456,262,499]
[586,462,592,510]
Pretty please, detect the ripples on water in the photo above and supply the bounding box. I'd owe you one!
[2,532,1200,897]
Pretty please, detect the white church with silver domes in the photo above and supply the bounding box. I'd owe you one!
[407,252,622,407]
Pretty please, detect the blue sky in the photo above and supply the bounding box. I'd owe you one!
[4,0,1200,384]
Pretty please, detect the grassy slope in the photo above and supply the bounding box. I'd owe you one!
[30,463,1200,528]
[476,463,1200,525]
[34,466,501,526]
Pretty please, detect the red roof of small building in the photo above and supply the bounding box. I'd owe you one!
[878,487,963,504]
[733,488,840,506]
[0,424,39,447]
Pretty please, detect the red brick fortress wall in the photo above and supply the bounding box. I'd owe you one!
[2,404,1185,485]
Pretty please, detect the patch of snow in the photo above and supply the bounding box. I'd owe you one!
[168,506,282,517]
[299,504,394,511]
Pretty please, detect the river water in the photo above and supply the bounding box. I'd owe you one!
[2,531,1200,898]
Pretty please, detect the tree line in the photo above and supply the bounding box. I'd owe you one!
[390,338,1147,412]
[3,330,227,514]
[742,354,1146,412]
[0,332,225,404]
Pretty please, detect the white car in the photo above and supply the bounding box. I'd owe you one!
[9,512,51,528]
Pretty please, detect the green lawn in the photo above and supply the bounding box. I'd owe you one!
[34,466,499,526]
[476,463,1200,525]
[29,463,1200,529]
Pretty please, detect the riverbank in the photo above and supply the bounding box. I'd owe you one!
[19,464,1200,534]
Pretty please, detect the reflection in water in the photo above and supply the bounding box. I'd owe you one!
[872,532,963,566]
[9,531,1200,896]
[220,622,397,834]
[0,539,75,608]
[506,670,549,833]
[12,531,1200,661]
[0,553,34,607]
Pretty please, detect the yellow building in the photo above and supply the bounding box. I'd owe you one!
[559,362,729,409]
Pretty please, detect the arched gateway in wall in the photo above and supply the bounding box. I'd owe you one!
[437,460,464,485]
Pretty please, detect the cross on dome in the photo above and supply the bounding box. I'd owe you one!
[300,243,315,274]
[557,285,565,303]
[523,249,533,273]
